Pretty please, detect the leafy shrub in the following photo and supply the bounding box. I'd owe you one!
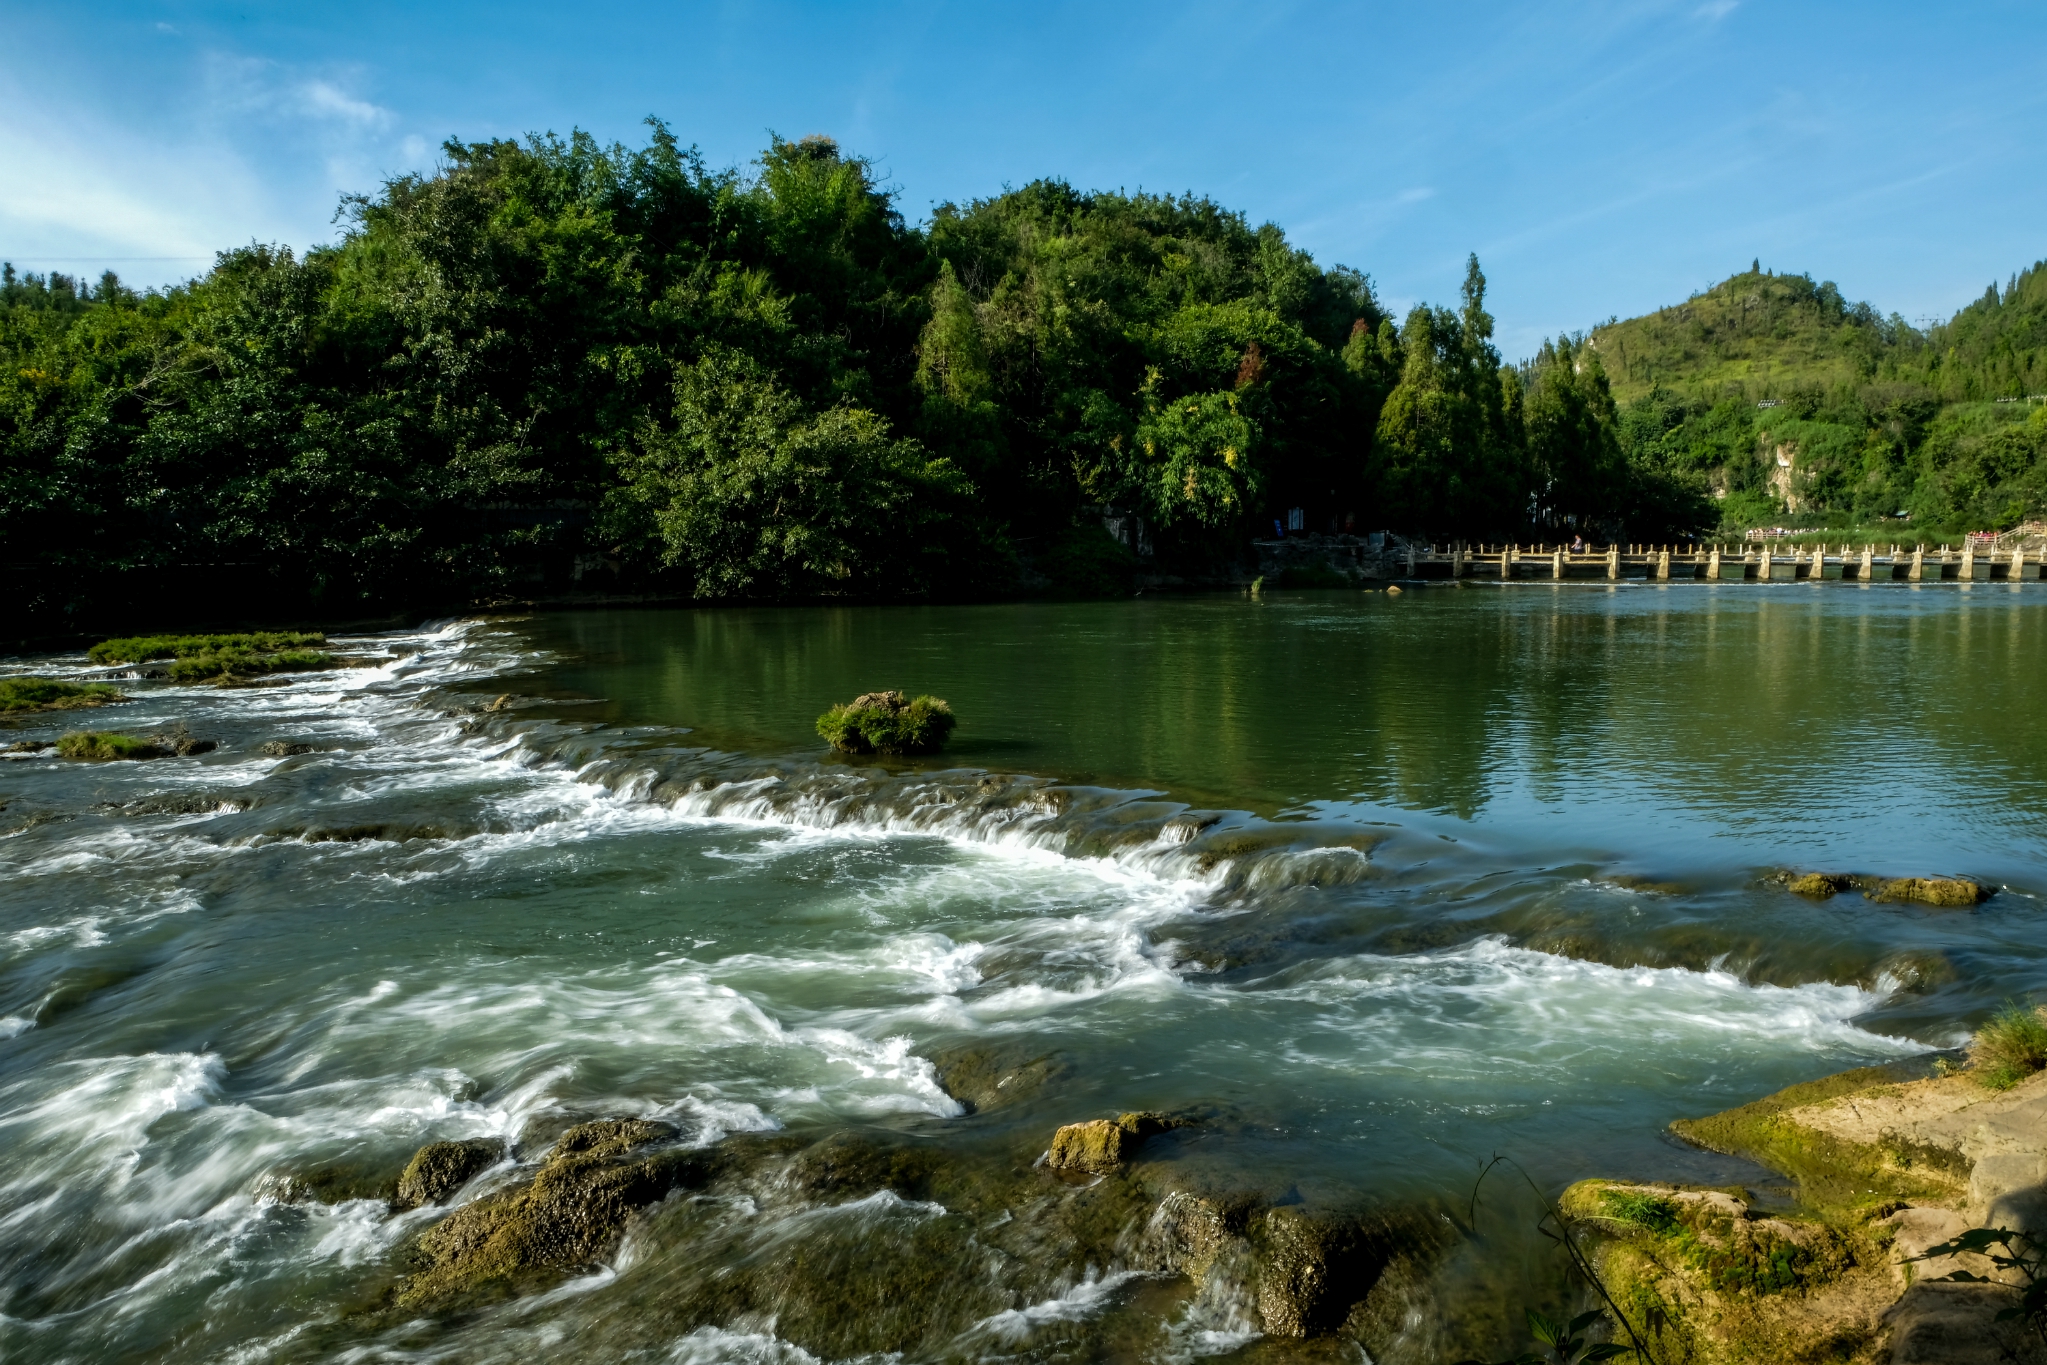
[88,632,326,664]
[816,691,957,755]
[0,678,127,712]
[56,731,162,760]
[1972,1002,2047,1090]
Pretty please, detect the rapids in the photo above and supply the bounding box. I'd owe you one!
[3,585,2043,1362]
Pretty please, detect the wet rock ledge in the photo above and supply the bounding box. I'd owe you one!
[1570,1058,2047,1363]
[284,1109,1453,1356]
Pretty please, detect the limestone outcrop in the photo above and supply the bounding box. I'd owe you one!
[1572,1062,2047,1362]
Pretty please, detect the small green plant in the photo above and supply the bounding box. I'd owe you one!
[1971,1001,2047,1090]
[1910,1225,2047,1344]
[816,691,957,755]
[1599,1189,1680,1236]
[0,678,128,712]
[56,731,163,760]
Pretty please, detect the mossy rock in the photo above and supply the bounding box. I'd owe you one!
[1046,1111,1183,1173]
[1786,871,1850,898]
[1871,876,1986,908]
[56,731,163,761]
[396,1138,506,1209]
[816,691,957,755]
[932,1043,1069,1114]
[397,1119,699,1308]
[267,1159,404,1206]
[1562,1180,1887,1365]
[1670,1063,1957,1213]
[382,1113,1449,1355]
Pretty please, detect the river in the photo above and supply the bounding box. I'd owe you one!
[3,582,2042,1362]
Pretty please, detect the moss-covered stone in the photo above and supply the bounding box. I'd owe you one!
[1669,1063,1963,1213]
[267,1160,403,1206]
[56,730,163,760]
[396,1138,506,1209]
[1872,877,1987,908]
[397,1119,698,1308]
[1788,872,1850,898]
[1047,1111,1183,1173]
[932,1042,1068,1113]
[1562,1180,1887,1365]
[815,691,957,755]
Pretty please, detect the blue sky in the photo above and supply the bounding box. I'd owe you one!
[4,0,2042,359]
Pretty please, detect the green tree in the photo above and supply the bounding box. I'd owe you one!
[607,346,971,597]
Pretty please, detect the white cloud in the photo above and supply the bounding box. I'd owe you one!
[299,79,391,128]
[1396,186,1436,204]
[1694,1,1739,21]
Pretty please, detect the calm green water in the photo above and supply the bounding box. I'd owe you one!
[2,583,2043,1362]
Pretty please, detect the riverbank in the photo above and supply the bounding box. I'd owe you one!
[1567,1055,2047,1363]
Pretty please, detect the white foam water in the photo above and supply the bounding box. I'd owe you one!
[0,616,1944,1365]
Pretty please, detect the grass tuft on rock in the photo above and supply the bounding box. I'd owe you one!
[0,677,128,712]
[56,731,163,761]
[1970,1001,2047,1091]
[816,691,957,755]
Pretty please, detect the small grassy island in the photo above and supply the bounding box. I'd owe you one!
[0,677,128,712]
[57,731,164,760]
[816,691,957,755]
[87,632,335,683]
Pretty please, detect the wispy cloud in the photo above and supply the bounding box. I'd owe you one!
[1396,187,1435,204]
[1694,0,1738,21]
[299,79,392,128]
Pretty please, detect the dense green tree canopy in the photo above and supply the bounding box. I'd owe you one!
[10,125,2038,636]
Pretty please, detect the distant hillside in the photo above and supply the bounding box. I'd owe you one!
[1585,261,2047,533]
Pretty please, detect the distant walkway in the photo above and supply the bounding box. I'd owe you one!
[1407,543,2038,582]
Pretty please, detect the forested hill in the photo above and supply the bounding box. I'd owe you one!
[6,123,2039,637]
[1589,263,2047,533]
[1592,262,2047,405]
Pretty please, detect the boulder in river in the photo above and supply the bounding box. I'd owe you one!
[398,1119,696,1308]
[1786,871,1851,898]
[395,1138,506,1209]
[56,731,164,760]
[1873,877,1987,908]
[1047,1111,1183,1173]
[932,1043,1068,1113]
[259,740,320,757]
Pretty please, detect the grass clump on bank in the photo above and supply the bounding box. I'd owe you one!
[56,731,162,761]
[87,632,334,682]
[0,677,128,712]
[816,691,957,755]
[1971,1002,2047,1091]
